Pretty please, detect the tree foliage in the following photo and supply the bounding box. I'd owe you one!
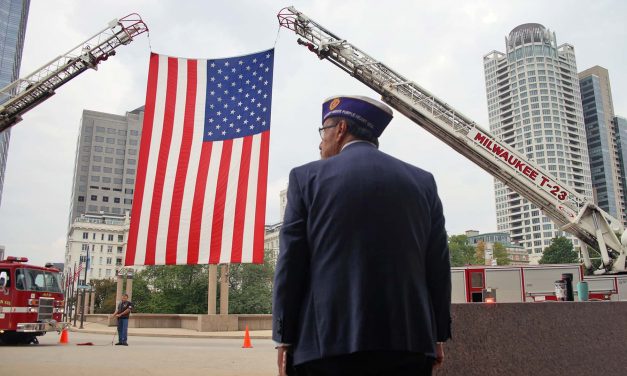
[132,265,209,314]
[492,242,510,266]
[539,237,578,264]
[92,278,117,313]
[449,235,482,267]
[227,251,275,314]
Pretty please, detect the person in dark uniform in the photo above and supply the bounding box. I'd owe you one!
[112,293,133,346]
[272,95,452,376]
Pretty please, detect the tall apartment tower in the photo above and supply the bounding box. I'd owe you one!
[483,24,592,259]
[614,116,627,222]
[0,0,30,208]
[578,66,624,221]
[68,107,144,224]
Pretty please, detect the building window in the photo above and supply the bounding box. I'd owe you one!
[107,246,113,253]
[106,257,112,265]
[106,269,111,277]
[103,196,109,202]
[82,244,89,251]
[108,234,114,241]
[90,195,97,201]
[124,199,133,205]
[114,198,120,203]
[118,235,124,242]
[78,196,85,202]
[116,258,122,266]
[117,246,123,253]
[83,232,89,239]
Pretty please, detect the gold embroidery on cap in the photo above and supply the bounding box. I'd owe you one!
[329,98,341,111]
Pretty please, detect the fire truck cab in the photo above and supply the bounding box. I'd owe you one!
[0,256,65,344]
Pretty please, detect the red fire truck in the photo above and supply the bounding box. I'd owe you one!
[451,264,627,303]
[0,257,65,344]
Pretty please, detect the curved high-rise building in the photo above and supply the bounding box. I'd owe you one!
[0,0,30,208]
[483,24,592,260]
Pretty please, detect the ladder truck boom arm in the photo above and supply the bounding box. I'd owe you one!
[277,7,627,274]
[0,13,148,132]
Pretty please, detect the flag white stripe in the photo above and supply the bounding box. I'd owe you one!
[135,55,169,265]
[176,60,207,264]
[198,141,223,264]
[241,133,262,263]
[219,137,244,263]
[154,58,187,264]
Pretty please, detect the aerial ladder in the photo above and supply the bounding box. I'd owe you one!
[0,14,148,133]
[277,7,627,275]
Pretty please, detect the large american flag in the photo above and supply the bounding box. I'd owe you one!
[125,49,274,266]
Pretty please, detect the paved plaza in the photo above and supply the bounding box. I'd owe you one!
[0,330,277,376]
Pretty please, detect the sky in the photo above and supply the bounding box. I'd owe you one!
[0,0,626,266]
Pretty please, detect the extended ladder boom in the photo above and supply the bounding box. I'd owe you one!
[277,7,627,274]
[0,14,148,132]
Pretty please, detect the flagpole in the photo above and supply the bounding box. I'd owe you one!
[80,248,89,329]
[72,262,78,327]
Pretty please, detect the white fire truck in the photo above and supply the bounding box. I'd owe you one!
[452,264,627,303]
[277,7,627,276]
[0,257,65,344]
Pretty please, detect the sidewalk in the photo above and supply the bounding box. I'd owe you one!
[69,321,272,339]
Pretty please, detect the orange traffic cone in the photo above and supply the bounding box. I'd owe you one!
[59,327,69,344]
[242,325,253,348]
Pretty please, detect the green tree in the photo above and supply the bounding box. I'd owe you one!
[492,242,510,266]
[91,279,117,313]
[539,236,578,264]
[228,251,275,314]
[132,265,209,313]
[449,235,481,267]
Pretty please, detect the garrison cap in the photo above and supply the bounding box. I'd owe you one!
[322,95,393,138]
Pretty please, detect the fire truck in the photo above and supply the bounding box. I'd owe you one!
[452,264,627,303]
[0,257,65,344]
[277,7,627,275]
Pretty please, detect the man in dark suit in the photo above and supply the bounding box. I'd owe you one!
[273,95,451,376]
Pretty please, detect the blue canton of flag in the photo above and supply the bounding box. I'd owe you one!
[204,49,274,141]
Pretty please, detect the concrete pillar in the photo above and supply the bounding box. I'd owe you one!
[83,290,90,315]
[116,270,124,306]
[89,291,96,314]
[76,293,83,321]
[126,273,133,301]
[219,264,229,315]
[208,265,217,314]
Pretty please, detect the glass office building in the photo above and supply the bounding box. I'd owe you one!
[0,0,29,208]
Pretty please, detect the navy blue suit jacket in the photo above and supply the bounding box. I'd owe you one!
[272,142,451,365]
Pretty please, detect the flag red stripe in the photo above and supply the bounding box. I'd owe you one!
[188,141,213,264]
[230,136,253,263]
[209,140,233,264]
[145,57,178,265]
[125,53,160,266]
[166,59,197,265]
[253,131,270,263]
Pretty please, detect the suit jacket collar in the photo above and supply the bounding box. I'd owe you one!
[341,140,377,152]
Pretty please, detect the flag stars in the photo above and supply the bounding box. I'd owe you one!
[244,119,249,124]
[217,83,222,88]
[209,118,214,123]
[256,116,261,122]
[237,101,242,106]
[231,82,236,87]
[210,77,216,82]
[217,111,222,116]
[245,79,250,84]
[236,128,241,133]
[237,115,242,120]
[256,103,261,108]
[223,117,228,122]
[246,66,251,71]
[238,60,243,65]
[264,80,269,85]
[238,74,243,79]
[222,131,227,135]
[231,68,236,73]
[231,96,235,101]
[230,123,235,128]
[210,90,215,96]
[262,107,267,112]
[230,109,235,115]
[266,53,271,58]
[224,61,229,67]
[238,88,243,93]
[252,71,257,76]
[265,67,269,72]
[216,125,221,129]
[218,69,222,74]
[210,62,216,68]
[209,104,215,109]
[263,94,268,99]
[262,121,266,126]
[245,93,250,98]
[217,97,222,102]
[253,58,257,63]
